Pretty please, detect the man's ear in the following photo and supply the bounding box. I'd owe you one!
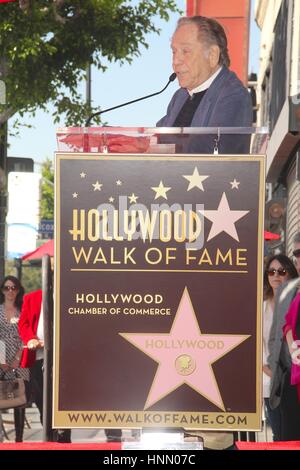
[209,45,220,68]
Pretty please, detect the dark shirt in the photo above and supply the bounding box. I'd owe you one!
[173,90,207,127]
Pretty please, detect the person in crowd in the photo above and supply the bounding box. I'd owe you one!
[268,234,300,407]
[263,255,298,440]
[157,16,252,154]
[18,289,71,443]
[0,275,29,442]
[280,288,300,440]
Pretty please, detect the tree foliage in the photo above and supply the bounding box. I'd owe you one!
[0,0,179,126]
[40,157,54,219]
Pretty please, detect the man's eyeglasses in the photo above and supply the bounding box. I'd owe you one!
[267,268,287,277]
[2,285,17,291]
[292,249,300,259]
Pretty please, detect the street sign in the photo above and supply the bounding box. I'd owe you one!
[39,219,54,239]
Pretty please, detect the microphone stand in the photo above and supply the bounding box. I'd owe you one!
[85,73,176,127]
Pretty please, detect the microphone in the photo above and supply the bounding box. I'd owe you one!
[85,73,176,127]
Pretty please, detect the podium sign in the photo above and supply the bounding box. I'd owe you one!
[54,153,264,430]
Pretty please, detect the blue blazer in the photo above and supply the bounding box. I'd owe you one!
[157,67,253,154]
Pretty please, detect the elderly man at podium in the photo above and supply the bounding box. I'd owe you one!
[157,16,252,155]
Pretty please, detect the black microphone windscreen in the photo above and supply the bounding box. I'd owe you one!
[169,72,177,82]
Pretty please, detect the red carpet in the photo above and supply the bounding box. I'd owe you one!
[0,442,122,450]
[236,440,300,450]
[2,440,300,451]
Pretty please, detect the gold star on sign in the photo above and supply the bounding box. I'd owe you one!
[151,181,171,200]
[92,181,102,191]
[72,192,78,198]
[129,193,138,203]
[183,167,209,191]
[230,179,240,189]
[80,172,86,178]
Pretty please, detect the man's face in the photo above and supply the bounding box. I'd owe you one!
[293,241,300,275]
[171,23,220,91]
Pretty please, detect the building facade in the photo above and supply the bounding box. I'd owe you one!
[255,0,300,254]
[186,0,251,84]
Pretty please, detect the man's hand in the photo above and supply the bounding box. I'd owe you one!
[27,338,44,350]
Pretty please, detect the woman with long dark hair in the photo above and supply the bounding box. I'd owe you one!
[263,254,298,440]
[0,275,29,442]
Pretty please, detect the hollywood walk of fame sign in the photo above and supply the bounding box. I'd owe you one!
[53,153,264,430]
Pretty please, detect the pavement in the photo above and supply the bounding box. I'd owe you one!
[1,405,270,444]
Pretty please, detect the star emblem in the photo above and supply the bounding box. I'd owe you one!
[128,193,138,204]
[109,197,114,203]
[80,172,86,178]
[183,167,209,191]
[92,181,103,191]
[72,192,78,198]
[116,180,122,186]
[230,179,240,189]
[200,192,249,242]
[120,288,249,410]
[151,181,171,200]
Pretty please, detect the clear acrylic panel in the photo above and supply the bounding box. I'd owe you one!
[56,126,269,155]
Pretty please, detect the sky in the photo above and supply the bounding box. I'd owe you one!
[8,0,260,167]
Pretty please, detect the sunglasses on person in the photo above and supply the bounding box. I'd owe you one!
[267,268,287,277]
[293,249,300,259]
[2,285,18,291]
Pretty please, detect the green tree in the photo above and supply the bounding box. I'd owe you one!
[0,0,180,127]
[40,158,54,219]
